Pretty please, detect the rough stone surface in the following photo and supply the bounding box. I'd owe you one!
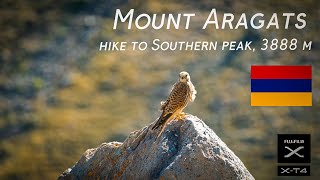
[58,115,254,180]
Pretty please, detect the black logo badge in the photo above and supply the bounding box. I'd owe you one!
[278,134,310,163]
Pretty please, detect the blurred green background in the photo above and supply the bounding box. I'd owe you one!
[0,0,319,179]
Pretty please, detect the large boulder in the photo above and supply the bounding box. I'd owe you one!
[58,115,254,180]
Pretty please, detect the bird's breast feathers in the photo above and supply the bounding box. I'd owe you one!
[188,81,196,102]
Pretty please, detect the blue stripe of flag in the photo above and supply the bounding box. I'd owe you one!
[251,79,312,92]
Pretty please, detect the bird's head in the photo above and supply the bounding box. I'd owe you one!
[179,71,190,82]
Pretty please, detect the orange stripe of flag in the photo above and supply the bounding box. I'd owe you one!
[251,92,312,106]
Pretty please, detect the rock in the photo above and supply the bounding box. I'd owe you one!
[58,115,254,180]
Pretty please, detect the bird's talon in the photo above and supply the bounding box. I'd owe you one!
[176,112,187,120]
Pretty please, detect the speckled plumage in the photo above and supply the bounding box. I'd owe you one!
[152,71,196,137]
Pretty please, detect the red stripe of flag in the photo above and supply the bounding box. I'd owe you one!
[251,65,312,79]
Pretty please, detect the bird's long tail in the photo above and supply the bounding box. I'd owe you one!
[151,117,163,130]
[152,113,171,130]
[152,113,172,140]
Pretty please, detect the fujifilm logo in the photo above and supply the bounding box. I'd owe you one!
[278,134,311,164]
[284,139,304,144]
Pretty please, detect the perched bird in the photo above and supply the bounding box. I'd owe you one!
[152,71,197,138]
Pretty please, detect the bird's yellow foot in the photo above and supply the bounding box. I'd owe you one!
[176,112,187,120]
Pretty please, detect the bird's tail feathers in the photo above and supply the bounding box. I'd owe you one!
[152,113,172,130]
[151,117,162,130]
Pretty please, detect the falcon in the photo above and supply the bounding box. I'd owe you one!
[152,71,197,138]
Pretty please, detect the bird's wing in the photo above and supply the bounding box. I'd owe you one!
[158,83,176,110]
[163,82,189,116]
[152,82,188,130]
[152,82,178,130]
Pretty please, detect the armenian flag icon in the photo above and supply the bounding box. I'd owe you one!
[251,65,312,106]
